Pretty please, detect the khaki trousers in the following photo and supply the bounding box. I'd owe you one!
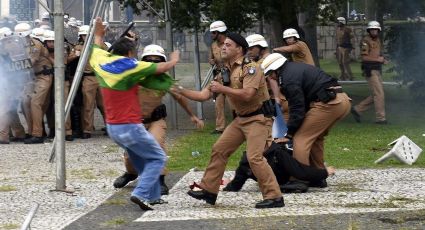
[0,100,26,142]
[200,115,282,199]
[336,47,353,81]
[30,74,53,137]
[354,70,386,122]
[124,119,168,175]
[82,76,99,133]
[214,93,226,131]
[46,80,73,135]
[293,93,351,168]
[21,82,34,135]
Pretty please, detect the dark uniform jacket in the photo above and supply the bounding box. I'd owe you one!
[277,62,339,136]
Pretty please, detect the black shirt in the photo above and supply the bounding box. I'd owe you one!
[278,61,339,136]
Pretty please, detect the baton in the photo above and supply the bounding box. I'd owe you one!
[107,21,136,52]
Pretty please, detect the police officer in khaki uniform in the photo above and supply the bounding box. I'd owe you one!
[336,17,355,81]
[351,21,387,124]
[209,21,227,134]
[245,34,289,122]
[70,25,105,138]
[0,27,27,144]
[42,30,74,141]
[262,53,351,192]
[223,34,288,191]
[180,33,284,209]
[13,23,51,144]
[113,44,204,195]
[273,28,315,66]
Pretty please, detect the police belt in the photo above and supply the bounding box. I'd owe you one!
[237,109,263,118]
[35,68,54,75]
[142,104,167,124]
[82,72,95,77]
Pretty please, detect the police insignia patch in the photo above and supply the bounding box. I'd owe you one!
[248,66,256,75]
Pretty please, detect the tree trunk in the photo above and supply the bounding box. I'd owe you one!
[269,0,298,49]
[299,12,320,67]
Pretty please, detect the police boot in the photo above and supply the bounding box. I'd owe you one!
[70,107,83,138]
[280,180,309,193]
[113,172,138,188]
[24,136,45,144]
[309,179,327,188]
[160,175,169,195]
[223,166,249,192]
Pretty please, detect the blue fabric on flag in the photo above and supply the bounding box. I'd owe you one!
[100,57,137,74]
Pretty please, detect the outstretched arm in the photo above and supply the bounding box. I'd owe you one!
[170,91,204,129]
[171,85,212,102]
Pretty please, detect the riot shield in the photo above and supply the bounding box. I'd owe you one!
[0,35,34,87]
[64,26,79,46]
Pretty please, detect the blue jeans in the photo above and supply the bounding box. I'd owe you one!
[107,123,166,201]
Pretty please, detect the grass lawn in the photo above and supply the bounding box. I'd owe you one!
[167,59,425,171]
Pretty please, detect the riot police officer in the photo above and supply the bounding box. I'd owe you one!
[261,53,351,192]
[69,25,105,138]
[351,21,388,124]
[182,32,284,209]
[209,20,228,134]
[23,24,54,144]
[0,27,27,144]
[336,17,355,81]
[273,28,315,66]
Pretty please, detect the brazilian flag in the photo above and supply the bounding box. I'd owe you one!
[89,45,175,91]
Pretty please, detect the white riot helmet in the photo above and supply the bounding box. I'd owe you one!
[0,27,13,38]
[261,53,287,76]
[78,25,90,36]
[30,27,45,40]
[41,12,50,20]
[39,24,51,30]
[141,44,167,61]
[68,17,77,27]
[14,23,32,37]
[246,34,268,48]
[43,30,55,41]
[367,21,381,31]
[337,17,346,25]
[104,42,112,49]
[210,21,227,33]
[283,28,300,39]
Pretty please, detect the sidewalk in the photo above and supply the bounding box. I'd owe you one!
[1,89,425,229]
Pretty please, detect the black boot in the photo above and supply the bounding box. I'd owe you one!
[24,136,45,144]
[255,197,285,209]
[113,172,138,188]
[70,106,83,138]
[223,169,249,192]
[223,151,251,192]
[280,180,309,193]
[309,179,327,188]
[160,175,169,195]
[187,189,217,205]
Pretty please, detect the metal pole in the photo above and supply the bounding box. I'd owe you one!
[53,0,66,189]
[347,0,350,20]
[36,0,52,14]
[20,203,39,230]
[192,31,203,119]
[201,65,215,89]
[49,0,106,162]
[164,0,177,129]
